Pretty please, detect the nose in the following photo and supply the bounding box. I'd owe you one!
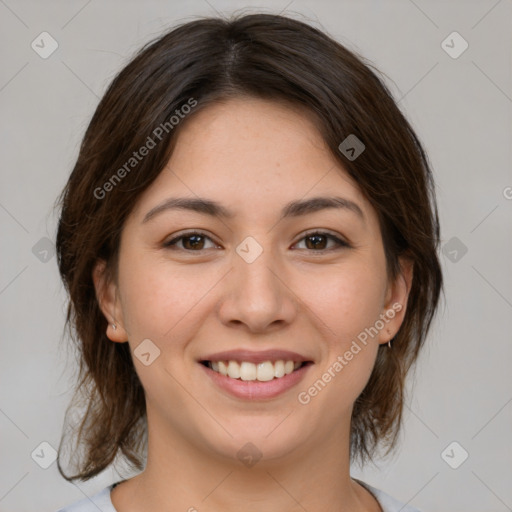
[217,244,297,334]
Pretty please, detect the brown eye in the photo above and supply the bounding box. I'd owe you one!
[163,232,216,251]
[305,234,328,250]
[294,232,349,252]
[181,234,206,250]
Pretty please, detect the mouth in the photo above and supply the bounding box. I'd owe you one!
[200,359,311,382]
[198,349,314,400]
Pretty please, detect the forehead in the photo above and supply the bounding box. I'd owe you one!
[129,97,377,227]
[171,96,338,177]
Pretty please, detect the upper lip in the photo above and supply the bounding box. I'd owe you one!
[200,349,312,364]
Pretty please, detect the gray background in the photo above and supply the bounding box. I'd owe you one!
[1,1,511,511]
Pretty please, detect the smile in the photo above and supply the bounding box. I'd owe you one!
[202,360,305,381]
[199,349,313,400]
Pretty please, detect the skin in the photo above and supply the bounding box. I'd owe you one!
[93,97,413,512]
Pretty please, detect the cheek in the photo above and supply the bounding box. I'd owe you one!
[118,255,205,342]
[297,258,386,403]
[120,255,223,352]
[304,260,387,344]
[117,258,208,398]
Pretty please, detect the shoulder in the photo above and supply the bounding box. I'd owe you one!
[54,484,117,512]
[353,478,422,512]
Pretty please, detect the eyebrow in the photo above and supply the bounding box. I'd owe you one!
[142,195,365,224]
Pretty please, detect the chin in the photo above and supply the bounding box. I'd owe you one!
[196,414,312,467]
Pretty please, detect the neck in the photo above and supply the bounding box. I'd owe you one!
[111,409,379,512]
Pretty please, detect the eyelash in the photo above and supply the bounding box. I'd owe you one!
[163,230,350,253]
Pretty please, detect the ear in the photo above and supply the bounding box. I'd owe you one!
[92,259,128,343]
[377,256,414,345]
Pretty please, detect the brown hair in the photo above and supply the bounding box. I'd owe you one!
[55,12,443,481]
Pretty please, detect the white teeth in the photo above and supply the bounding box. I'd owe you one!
[227,361,240,379]
[240,362,257,381]
[218,361,228,376]
[256,361,275,381]
[208,359,304,381]
[274,360,285,378]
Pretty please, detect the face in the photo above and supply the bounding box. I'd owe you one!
[94,97,412,467]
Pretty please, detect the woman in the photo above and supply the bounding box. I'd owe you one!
[55,12,443,512]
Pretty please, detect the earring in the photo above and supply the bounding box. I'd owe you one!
[112,323,117,330]
[388,339,391,349]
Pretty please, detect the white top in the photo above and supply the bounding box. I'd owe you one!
[55,478,421,512]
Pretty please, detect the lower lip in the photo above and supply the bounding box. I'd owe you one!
[200,363,312,400]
